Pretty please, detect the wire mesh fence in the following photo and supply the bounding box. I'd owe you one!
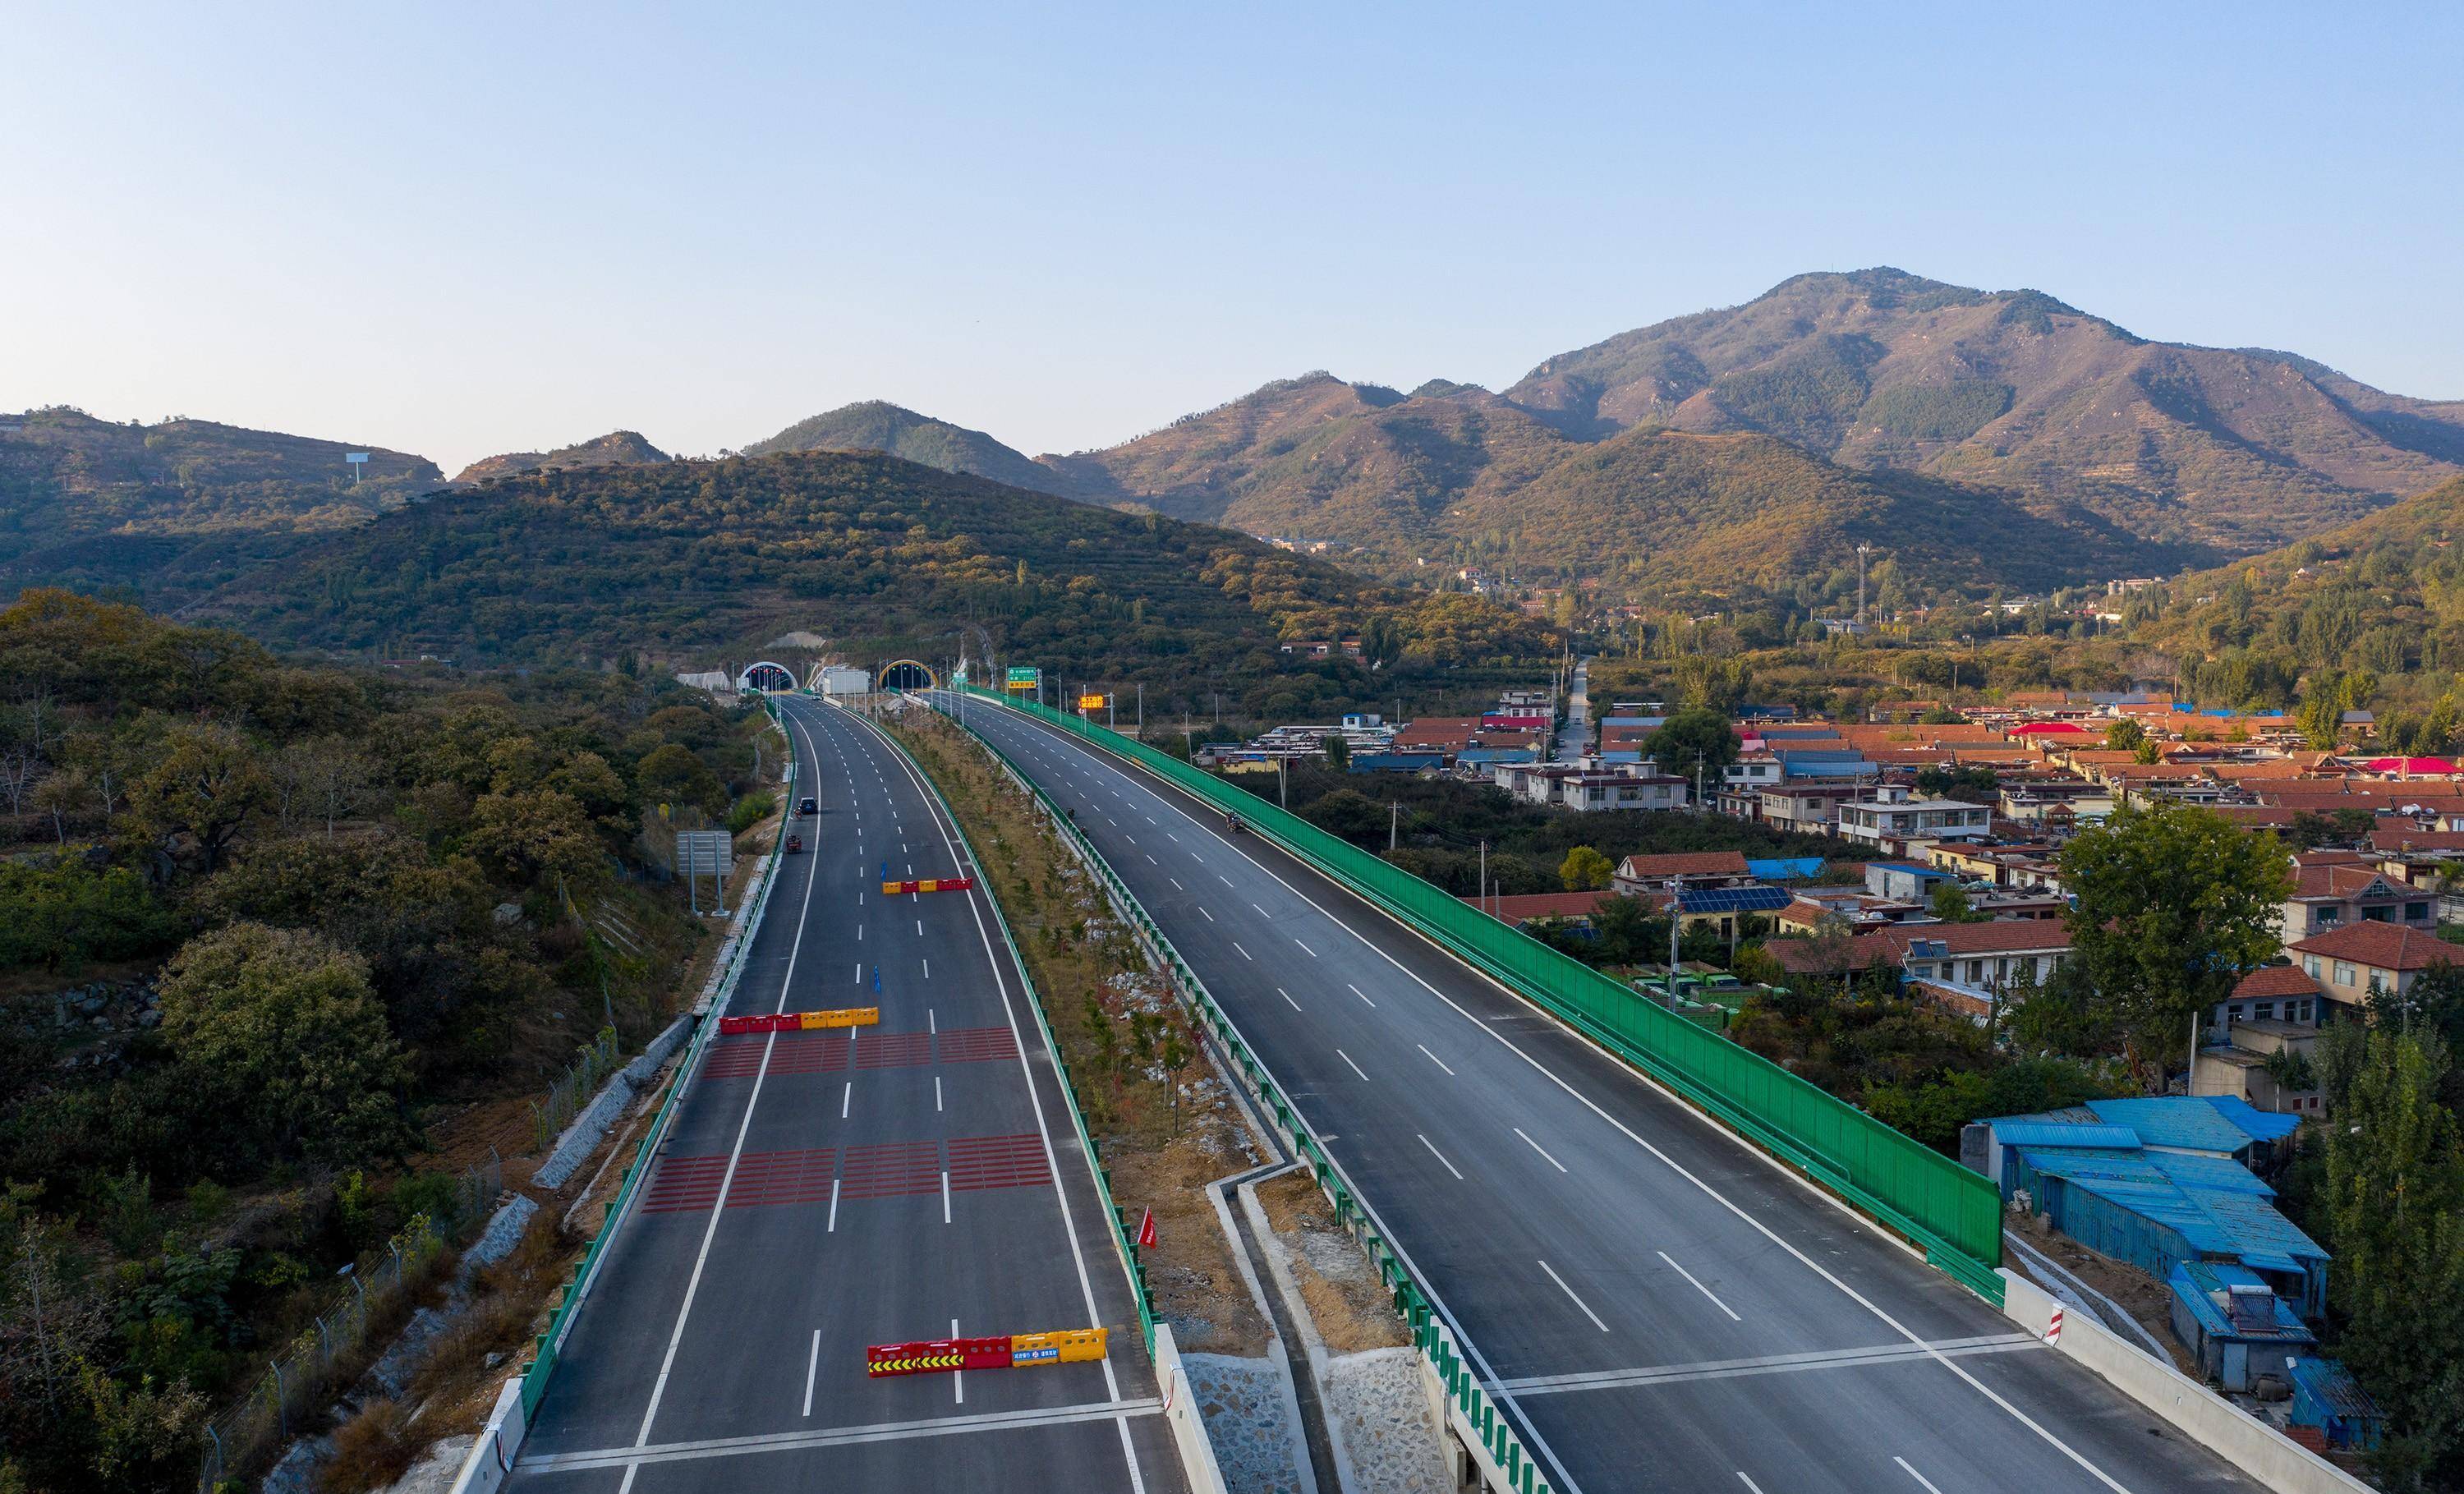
[196,1214,442,1492]
[530,1027,621,1151]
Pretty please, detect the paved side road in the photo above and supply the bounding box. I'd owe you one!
[506,697,1180,1492]
[929,692,2261,1494]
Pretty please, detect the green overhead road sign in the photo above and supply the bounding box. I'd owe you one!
[1005,667,1041,692]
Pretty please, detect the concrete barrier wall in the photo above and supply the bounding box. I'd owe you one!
[1997,1271,2371,1494]
[444,1377,527,1494]
[1153,1323,1232,1494]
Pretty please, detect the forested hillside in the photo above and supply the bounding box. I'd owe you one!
[198,450,1557,719]
[449,430,669,485]
[0,408,441,601]
[744,401,1061,494]
[0,591,766,1491]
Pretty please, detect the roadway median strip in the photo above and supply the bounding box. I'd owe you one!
[1493,1333,2043,1397]
[518,1397,1165,1473]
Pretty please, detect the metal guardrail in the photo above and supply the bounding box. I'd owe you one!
[932,696,1562,1493]
[950,686,2005,1302]
[516,699,797,1416]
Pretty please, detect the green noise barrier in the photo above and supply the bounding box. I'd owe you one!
[951,687,2003,1304]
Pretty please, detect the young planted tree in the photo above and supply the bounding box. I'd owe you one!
[1559,845,1614,892]
[2060,803,2292,1087]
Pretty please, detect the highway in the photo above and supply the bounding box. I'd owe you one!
[927,690,2263,1494]
[508,696,1180,1492]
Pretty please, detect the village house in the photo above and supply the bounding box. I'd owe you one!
[2285,922,2454,1020]
[1610,850,1754,895]
[1836,785,1993,854]
[2278,852,2434,939]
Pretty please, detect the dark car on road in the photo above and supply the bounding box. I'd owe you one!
[797,797,816,816]
[784,834,804,854]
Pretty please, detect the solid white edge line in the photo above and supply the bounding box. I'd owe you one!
[623,708,830,1466]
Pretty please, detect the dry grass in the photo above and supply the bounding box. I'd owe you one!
[1257,1170,1410,1354]
[319,1399,419,1493]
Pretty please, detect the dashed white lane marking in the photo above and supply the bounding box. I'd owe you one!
[1170,876,1184,890]
[1347,982,1376,1008]
[1418,1045,1455,1075]
[1894,1458,1944,1494]
[1537,1258,1610,1333]
[1418,1133,1464,1179]
[1659,1251,1741,1322]
[1279,987,1302,1010]
[1252,903,1269,917]
[1199,906,1214,922]
[952,1318,963,1404]
[827,1179,840,1232]
[1234,941,1252,960]
[1514,1127,1568,1173]
[1294,939,1317,958]
[802,1330,821,1416]
[1336,1049,1369,1081]
[1738,1475,1768,1493]
[841,1083,852,1119]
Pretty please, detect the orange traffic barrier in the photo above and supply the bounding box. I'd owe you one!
[1009,1326,1108,1367]
[800,1007,878,1030]
[879,876,977,895]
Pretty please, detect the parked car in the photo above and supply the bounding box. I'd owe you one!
[785,834,804,854]
[797,797,817,816]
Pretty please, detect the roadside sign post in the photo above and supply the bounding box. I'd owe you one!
[345,452,369,485]
[676,830,734,916]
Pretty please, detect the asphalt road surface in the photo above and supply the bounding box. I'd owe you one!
[927,689,2264,1494]
[508,696,1181,1492]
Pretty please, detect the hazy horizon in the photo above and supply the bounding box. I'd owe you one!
[7,3,2460,472]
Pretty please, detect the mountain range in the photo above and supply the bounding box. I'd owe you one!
[11,268,2462,609]
[742,269,2464,591]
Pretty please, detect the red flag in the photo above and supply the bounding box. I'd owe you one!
[1136,1206,1157,1249]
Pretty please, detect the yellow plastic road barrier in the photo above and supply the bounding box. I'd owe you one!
[1009,1326,1108,1367]
[799,1007,879,1030]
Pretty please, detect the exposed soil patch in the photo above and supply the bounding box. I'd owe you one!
[1256,1171,1409,1354]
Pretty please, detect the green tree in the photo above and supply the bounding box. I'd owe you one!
[1322,734,1350,770]
[157,923,416,1165]
[126,722,267,871]
[634,742,725,814]
[2323,1027,2464,1486]
[1676,655,1753,715]
[1643,706,1738,792]
[1928,881,1985,923]
[2060,804,2292,1085]
[465,788,601,887]
[2103,718,2148,752]
[1559,845,1613,892]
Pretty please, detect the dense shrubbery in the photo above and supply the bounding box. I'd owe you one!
[0,590,765,1492]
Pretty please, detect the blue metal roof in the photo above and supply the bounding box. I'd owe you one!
[1991,1123,2144,1151]
[2287,1357,2383,1422]
[2198,1096,2302,1144]
[2168,1262,2314,1343]
[1746,857,1827,881]
[2020,1147,2328,1266]
[2085,1097,2264,1154]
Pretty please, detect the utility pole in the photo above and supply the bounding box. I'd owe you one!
[1478,840,1487,919]
[1277,755,1288,811]
[1389,801,1400,853]
[1137,683,1143,737]
[1856,543,1873,630]
[2186,1010,2200,1094]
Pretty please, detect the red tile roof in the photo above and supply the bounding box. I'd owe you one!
[1457,892,1616,923]
[2289,862,2415,900]
[2287,922,2457,972]
[2232,965,2321,1000]
[1615,851,1749,879]
[1873,921,2074,956]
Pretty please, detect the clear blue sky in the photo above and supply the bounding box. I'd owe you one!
[5,2,2458,472]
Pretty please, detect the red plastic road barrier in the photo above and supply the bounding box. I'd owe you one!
[866,1336,1012,1377]
[719,1014,802,1036]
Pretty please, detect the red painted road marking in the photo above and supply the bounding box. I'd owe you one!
[857,1031,934,1069]
[945,1133,1052,1193]
[934,1026,1018,1064]
[839,1140,944,1199]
